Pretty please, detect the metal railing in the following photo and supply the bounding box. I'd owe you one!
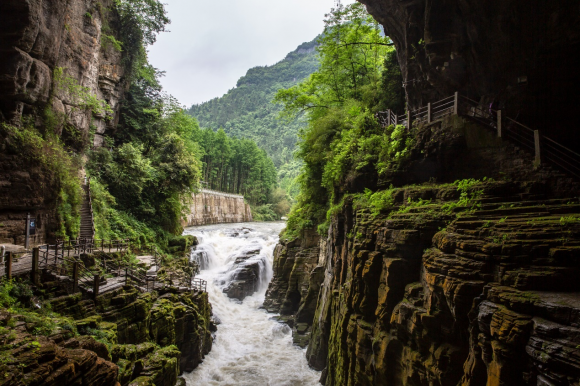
[87,177,96,239]
[199,188,245,199]
[2,241,207,296]
[192,278,207,293]
[57,238,130,256]
[376,92,580,180]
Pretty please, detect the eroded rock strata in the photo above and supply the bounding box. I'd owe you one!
[0,0,124,244]
[265,116,580,385]
[0,284,212,386]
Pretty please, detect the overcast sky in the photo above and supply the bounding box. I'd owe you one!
[148,0,357,107]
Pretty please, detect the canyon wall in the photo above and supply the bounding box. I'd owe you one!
[265,116,580,385]
[0,0,125,244]
[182,189,253,227]
[357,0,580,148]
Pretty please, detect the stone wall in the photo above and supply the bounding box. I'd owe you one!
[182,189,253,227]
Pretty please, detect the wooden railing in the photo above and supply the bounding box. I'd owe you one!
[377,92,580,180]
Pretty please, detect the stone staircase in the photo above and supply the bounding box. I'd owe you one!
[79,181,94,239]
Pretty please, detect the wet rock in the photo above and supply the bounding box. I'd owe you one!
[222,246,264,300]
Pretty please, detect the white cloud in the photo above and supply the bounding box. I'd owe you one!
[148,0,357,106]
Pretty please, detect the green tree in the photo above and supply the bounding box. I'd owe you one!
[275,3,407,237]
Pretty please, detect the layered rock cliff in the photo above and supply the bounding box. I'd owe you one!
[0,0,125,244]
[265,115,580,385]
[0,284,213,386]
[182,189,253,227]
[357,0,580,148]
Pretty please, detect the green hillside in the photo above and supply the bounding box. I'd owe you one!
[187,39,319,175]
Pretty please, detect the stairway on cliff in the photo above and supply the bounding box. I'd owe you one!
[79,181,94,240]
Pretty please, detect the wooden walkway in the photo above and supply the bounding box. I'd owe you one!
[1,240,207,297]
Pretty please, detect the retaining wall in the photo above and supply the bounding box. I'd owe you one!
[182,189,252,227]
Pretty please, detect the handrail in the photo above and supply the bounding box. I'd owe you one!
[11,241,206,295]
[199,188,245,199]
[376,92,580,180]
[87,177,95,238]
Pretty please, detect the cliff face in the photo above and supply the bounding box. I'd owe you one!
[265,116,580,385]
[182,189,253,227]
[1,285,213,386]
[0,0,125,244]
[357,0,580,147]
[0,0,123,136]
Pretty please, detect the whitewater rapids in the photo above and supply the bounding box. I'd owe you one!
[182,222,320,386]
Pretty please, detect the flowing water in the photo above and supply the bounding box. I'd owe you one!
[182,221,320,386]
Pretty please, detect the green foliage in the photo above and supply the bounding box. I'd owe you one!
[560,216,580,225]
[0,123,81,239]
[53,67,113,117]
[113,0,170,80]
[278,3,406,237]
[101,34,123,52]
[395,197,433,214]
[89,178,156,241]
[0,279,78,338]
[353,188,396,217]
[188,38,319,170]
[88,76,202,235]
[195,128,278,206]
[251,204,279,222]
[441,178,491,213]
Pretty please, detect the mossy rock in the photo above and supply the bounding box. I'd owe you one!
[128,376,155,386]
[167,235,198,254]
[112,342,157,362]
[75,315,103,332]
[142,345,181,386]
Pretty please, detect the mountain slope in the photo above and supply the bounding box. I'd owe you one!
[187,39,319,169]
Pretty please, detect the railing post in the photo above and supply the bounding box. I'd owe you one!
[93,275,100,300]
[72,261,79,293]
[5,252,12,280]
[534,130,542,165]
[54,243,59,265]
[387,109,391,126]
[394,114,398,126]
[453,92,459,115]
[25,213,30,250]
[31,248,39,285]
[497,110,502,138]
[427,103,432,123]
[407,110,411,130]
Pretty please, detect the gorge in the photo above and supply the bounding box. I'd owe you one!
[1,0,580,385]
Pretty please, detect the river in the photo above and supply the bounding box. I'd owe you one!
[182,221,320,386]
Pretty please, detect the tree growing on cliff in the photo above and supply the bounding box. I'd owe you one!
[275,3,406,238]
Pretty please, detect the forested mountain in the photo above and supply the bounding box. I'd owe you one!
[187,39,319,175]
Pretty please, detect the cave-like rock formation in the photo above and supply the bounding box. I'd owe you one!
[358,0,580,148]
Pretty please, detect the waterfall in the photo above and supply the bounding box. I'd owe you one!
[182,222,320,385]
